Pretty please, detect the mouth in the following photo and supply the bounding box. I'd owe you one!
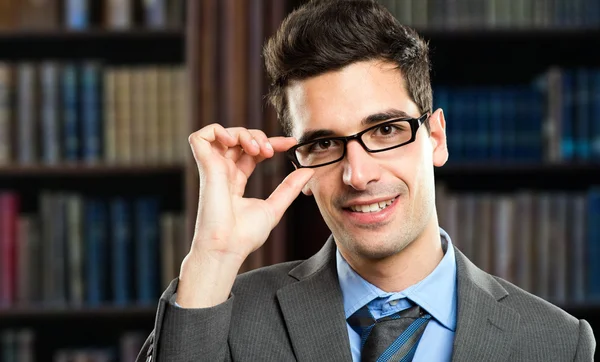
[346,197,398,213]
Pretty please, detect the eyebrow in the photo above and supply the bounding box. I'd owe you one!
[297,109,414,144]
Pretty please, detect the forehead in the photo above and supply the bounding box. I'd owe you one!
[286,60,420,138]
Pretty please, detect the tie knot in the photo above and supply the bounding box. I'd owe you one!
[347,303,425,339]
[347,302,432,362]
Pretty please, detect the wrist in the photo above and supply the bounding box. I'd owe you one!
[175,251,243,308]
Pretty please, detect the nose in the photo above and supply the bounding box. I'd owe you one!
[342,140,381,190]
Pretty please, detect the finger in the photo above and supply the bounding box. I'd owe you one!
[265,168,315,228]
[248,130,274,158]
[235,136,298,178]
[189,124,234,164]
[224,146,244,161]
[268,137,299,152]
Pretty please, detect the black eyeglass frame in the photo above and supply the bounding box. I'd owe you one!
[286,112,430,169]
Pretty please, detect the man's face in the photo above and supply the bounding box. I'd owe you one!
[287,60,448,261]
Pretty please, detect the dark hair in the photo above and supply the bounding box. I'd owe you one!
[264,0,432,136]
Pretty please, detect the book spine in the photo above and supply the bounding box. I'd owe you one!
[81,61,102,164]
[65,0,89,30]
[135,197,160,305]
[40,61,61,165]
[66,195,84,306]
[0,62,12,164]
[85,199,107,306]
[17,63,37,164]
[587,188,600,301]
[0,192,19,307]
[144,0,167,28]
[105,0,132,29]
[111,197,132,306]
[62,64,79,162]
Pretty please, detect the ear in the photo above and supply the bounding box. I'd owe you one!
[428,108,449,167]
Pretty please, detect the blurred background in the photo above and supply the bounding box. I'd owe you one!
[0,0,599,361]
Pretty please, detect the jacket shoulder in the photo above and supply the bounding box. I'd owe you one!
[494,277,587,359]
[231,260,304,298]
[495,277,578,325]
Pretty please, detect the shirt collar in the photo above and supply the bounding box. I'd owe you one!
[336,227,457,331]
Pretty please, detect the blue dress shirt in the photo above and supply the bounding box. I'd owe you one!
[336,227,457,362]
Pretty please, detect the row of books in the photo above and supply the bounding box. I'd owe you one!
[0,62,189,166]
[434,67,600,164]
[0,329,145,362]
[436,185,600,305]
[0,191,188,308]
[0,329,33,362]
[435,85,544,163]
[0,0,185,31]
[380,0,600,29]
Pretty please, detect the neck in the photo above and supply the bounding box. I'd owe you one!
[340,219,444,293]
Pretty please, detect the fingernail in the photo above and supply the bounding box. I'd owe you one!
[251,139,259,149]
[266,142,273,150]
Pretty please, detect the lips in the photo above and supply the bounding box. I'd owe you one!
[347,197,398,213]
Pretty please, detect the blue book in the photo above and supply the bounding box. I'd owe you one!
[488,88,503,161]
[587,188,600,301]
[575,68,590,161]
[591,70,600,161]
[531,88,544,163]
[513,87,526,162]
[518,86,541,162]
[81,62,102,164]
[502,89,517,161]
[454,89,473,163]
[85,199,108,306]
[474,88,489,161]
[65,0,89,30]
[62,64,79,162]
[110,198,132,306]
[135,197,160,305]
[560,71,575,162]
[144,0,167,28]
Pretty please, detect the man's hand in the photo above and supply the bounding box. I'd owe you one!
[176,124,314,308]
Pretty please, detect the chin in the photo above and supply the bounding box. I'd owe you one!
[350,237,409,261]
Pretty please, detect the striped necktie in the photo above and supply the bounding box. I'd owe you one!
[347,303,431,362]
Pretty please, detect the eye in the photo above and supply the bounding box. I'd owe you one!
[307,138,338,153]
[317,139,332,149]
[377,125,395,135]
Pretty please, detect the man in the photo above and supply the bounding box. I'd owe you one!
[137,0,596,361]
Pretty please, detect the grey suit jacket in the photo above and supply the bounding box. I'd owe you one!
[137,237,596,361]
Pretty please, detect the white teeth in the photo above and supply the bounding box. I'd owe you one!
[349,197,396,213]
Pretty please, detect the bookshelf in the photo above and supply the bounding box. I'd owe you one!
[0,0,188,361]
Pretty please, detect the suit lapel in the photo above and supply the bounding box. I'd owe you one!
[276,237,353,362]
[451,248,520,362]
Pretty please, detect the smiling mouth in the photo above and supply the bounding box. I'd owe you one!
[347,197,397,213]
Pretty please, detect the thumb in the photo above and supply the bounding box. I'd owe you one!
[265,168,315,228]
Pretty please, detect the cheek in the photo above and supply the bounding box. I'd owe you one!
[308,171,338,203]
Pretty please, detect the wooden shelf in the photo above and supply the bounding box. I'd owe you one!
[0,29,184,64]
[0,164,185,177]
[0,28,184,40]
[421,28,600,84]
[435,162,600,191]
[0,305,156,320]
[436,162,600,174]
[421,27,600,40]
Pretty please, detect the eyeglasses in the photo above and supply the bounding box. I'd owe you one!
[286,113,429,168]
